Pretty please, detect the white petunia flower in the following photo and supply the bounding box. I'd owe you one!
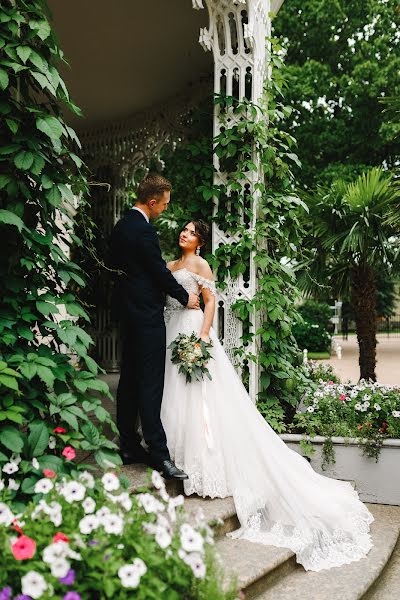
[108,492,132,512]
[10,454,22,465]
[62,481,86,503]
[156,527,172,549]
[102,513,124,535]
[96,506,111,519]
[118,564,141,589]
[79,470,95,489]
[8,478,20,491]
[0,502,14,526]
[180,524,204,553]
[34,478,54,495]
[307,406,315,413]
[374,403,382,411]
[392,410,400,418]
[151,470,165,490]
[363,401,370,408]
[3,462,19,475]
[133,558,147,576]
[364,394,371,401]
[50,558,70,578]
[101,472,120,492]
[32,458,40,470]
[82,497,96,514]
[137,493,164,514]
[354,403,362,411]
[159,487,170,502]
[21,570,48,599]
[170,495,184,508]
[185,552,206,579]
[43,541,69,564]
[79,515,100,535]
[48,436,57,450]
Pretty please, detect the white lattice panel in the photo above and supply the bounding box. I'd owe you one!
[194,0,271,401]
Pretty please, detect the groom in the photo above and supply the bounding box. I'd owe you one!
[109,174,199,480]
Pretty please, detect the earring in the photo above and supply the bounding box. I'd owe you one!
[196,247,200,256]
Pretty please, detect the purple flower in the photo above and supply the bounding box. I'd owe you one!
[14,596,32,600]
[0,588,12,600]
[63,593,81,600]
[59,569,75,586]
[88,539,98,546]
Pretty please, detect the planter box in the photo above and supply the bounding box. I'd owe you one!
[279,433,400,506]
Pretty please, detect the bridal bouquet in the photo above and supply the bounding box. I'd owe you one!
[168,332,213,383]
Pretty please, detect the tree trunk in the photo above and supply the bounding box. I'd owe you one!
[350,264,377,381]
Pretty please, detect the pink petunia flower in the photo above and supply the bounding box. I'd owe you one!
[53,532,69,543]
[54,427,67,434]
[339,394,346,401]
[62,447,76,461]
[43,469,57,478]
[11,535,36,560]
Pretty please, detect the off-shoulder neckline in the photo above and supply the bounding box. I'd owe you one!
[170,267,215,284]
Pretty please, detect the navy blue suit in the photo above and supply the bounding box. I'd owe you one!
[109,209,189,461]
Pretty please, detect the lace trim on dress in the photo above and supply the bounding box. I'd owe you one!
[189,272,217,297]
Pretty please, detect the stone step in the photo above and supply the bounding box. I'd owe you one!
[362,535,400,600]
[254,504,400,600]
[216,536,296,598]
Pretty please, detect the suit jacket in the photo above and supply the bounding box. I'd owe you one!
[109,209,189,327]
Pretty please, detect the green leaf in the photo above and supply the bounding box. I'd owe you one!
[81,421,100,446]
[0,175,12,190]
[31,155,45,175]
[38,454,64,472]
[0,68,9,91]
[16,46,32,63]
[94,449,122,468]
[28,422,50,457]
[5,118,18,134]
[0,425,24,453]
[14,150,34,170]
[60,410,79,430]
[45,185,62,207]
[0,209,25,232]
[58,183,75,203]
[0,374,19,391]
[29,19,51,41]
[36,116,64,140]
[37,365,55,388]
[36,300,58,316]
[19,362,37,380]
[21,476,37,494]
[83,355,98,375]
[94,406,109,422]
[17,326,34,341]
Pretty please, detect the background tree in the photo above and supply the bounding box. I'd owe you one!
[300,168,400,380]
[273,0,400,188]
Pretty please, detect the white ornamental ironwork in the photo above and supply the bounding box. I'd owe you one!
[194,0,272,402]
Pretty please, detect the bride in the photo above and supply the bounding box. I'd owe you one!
[161,219,373,572]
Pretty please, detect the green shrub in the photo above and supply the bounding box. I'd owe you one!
[298,300,332,330]
[292,321,331,352]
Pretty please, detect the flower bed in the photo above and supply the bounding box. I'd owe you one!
[0,470,236,600]
[291,379,400,464]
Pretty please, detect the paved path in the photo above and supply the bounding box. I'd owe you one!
[320,335,400,385]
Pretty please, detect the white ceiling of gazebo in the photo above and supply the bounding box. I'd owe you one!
[49,0,212,130]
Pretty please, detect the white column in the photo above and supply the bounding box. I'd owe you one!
[194,0,271,401]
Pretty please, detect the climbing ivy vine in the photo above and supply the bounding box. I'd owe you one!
[0,0,118,505]
[208,38,308,423]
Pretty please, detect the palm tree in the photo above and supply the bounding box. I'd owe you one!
[299,167,400,381]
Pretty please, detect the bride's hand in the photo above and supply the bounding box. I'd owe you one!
[199,333,210,343]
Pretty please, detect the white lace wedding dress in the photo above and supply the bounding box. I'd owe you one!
[161,268,374,571]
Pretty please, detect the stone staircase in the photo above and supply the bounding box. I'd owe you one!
[121,464,400,600]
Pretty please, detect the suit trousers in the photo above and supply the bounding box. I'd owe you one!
[116,321,170,463]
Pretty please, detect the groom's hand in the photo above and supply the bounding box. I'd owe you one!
[187,292,200,309]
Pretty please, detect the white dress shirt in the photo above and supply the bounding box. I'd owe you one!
[132,206,149,223]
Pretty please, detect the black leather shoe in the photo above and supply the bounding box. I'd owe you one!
[120,448,150,466]
[154,459,189,480]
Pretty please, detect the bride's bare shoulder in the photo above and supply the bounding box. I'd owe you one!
[193,256,214,281]
[167,259,178,271]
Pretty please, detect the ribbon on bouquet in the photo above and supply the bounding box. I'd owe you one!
[201,379,214,450]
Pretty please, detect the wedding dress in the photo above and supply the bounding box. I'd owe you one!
[161,268,373,571]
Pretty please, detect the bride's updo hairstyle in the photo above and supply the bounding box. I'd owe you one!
[179,220,210,257]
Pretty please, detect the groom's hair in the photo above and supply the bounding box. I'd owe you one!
[137,174,172,204]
